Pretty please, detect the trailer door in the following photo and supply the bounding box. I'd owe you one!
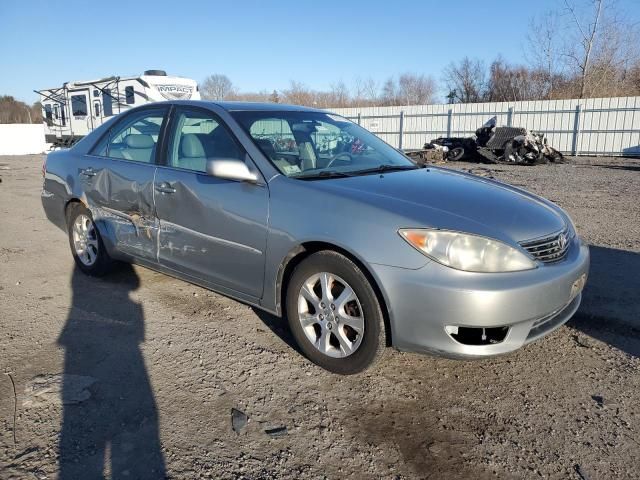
[69,89,93,137]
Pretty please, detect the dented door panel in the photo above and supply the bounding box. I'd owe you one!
[81,156,159,262]
[154,168,268,298]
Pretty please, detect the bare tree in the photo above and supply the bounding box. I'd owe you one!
[563,0,604,98]
[486,57,552,102]
[281,81,317,106]
[329,80,350,107]
[200,74,235,100]
[443,57,486,103]
[353,77,379,105]
[527,10,562,99]
[380,78,399,106]
[397,73,436,105]
[0,96,40,124]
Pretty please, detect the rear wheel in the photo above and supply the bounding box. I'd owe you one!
[67,203,115,276]
[286,251,386,374]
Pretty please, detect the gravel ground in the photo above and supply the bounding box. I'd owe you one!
[0,154,639,480]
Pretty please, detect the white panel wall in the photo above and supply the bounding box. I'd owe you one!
[0,124,47,155]
[330,96,640,156]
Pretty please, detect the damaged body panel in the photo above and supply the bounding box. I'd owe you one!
[154,167,268,298]
[80,157,159,262]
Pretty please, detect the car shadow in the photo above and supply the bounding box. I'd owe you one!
[250,307,302,354]
[568,245,640,357]
[57,265,166,479]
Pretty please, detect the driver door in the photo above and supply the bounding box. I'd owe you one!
[154,106,269,300]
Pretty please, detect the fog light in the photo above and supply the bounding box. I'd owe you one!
[446,325,509,345]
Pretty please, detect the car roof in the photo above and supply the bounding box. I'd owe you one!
[170,100,326,113]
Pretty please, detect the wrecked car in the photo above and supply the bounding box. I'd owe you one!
[42,101,589,374]
[430,117,565,165]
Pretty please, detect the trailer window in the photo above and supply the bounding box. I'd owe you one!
[93,89,99,98]
[60,105,66,126]
[125,86,135,105]
[44,105,53,126]
[103,89,113,117]
[94,102,101,117]
[53,105,59,120]
[71,95,87,116]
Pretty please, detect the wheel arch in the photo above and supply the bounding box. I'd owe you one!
[276,241,393,346]
[64,198,88,224]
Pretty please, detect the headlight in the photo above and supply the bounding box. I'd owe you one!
[399,229,537,273]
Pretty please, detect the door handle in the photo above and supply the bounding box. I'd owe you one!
[155,182,176,194]
[80,167,97,177]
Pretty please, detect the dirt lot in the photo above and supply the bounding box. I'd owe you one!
[1,154,639,479]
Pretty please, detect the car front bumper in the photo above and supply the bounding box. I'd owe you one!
[371,237,590,358]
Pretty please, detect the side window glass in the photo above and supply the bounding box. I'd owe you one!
[92,109,166,163]
[168,110,244,173]
[125,86,135,105]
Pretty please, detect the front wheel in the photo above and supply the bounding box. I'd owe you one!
[67,203,115,276]
[286,251,386,374]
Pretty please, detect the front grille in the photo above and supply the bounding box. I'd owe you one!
[520,229,571,263]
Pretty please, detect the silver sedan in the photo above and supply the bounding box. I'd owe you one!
[42,101,590,374]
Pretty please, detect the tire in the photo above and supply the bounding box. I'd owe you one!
[286,250,386,374]
[448,147,465,161]
[66,203,115,276]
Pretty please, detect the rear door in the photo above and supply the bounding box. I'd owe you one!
[83,106,169,262]
[154,106,269,299]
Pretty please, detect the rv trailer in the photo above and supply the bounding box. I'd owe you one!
[36,70,200,146]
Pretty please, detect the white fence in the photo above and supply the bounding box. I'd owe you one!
[0,124,47,155]
[330,96,640,156]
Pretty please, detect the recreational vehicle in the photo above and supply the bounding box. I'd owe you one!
[37,70,200,146]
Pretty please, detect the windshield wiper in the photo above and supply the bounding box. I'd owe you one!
[292,170,355,180]
[349,164,421,176]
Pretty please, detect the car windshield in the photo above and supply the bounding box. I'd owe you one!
[231,110,417,179]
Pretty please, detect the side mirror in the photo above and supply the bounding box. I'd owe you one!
[206,159,259,183]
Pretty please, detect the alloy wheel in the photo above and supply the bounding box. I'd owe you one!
[72,214,99,266]
[297,272,364,358]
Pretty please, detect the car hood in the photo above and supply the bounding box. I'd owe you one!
[308,167,567,243]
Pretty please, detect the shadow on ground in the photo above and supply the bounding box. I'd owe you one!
[592,163,640,172]
[569,245,640,357]
[251,307,301,353]
[57,265,165,479]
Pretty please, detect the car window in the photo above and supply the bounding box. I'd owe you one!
[233,110,414,178]
[92,108,167,163]
[167,109,244,173]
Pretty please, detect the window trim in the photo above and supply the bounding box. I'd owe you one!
[88,105,170,165]
[159,105,247,174]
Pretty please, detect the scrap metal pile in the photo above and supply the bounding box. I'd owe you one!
[407,117,565,166]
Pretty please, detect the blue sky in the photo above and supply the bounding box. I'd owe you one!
[2,0,640,104]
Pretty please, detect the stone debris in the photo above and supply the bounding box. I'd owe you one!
[265,426,288,438]
[231,408,249,434]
